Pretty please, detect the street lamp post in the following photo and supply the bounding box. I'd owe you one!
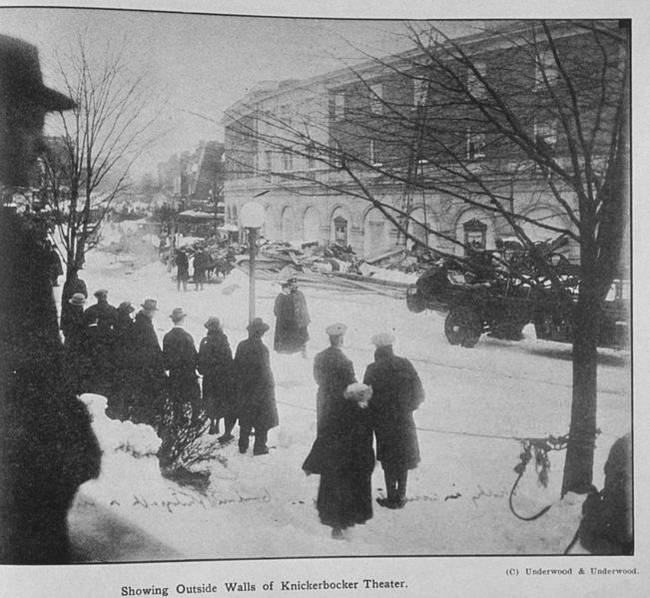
[239,201,265,324]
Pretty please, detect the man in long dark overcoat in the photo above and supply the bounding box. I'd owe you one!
[163,307,201,425]
[302,323,375,539]
[197,316,234,438]
[83,288,118,395]
[61,292,89,394]
[175,249,189,292]
[232,317,278,455]
[128,299,167,426]
[363,332,424,509]
[108,301,136,420]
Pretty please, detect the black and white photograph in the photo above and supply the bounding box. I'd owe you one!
[0,0,642,595]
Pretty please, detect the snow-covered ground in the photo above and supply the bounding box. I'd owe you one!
[64,250,631,561]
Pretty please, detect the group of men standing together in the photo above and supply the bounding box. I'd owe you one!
[58,286,279,456]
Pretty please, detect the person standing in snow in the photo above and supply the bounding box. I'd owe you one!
[175,248,189,292]
[109,301,136,420]
[232,317,278,455]
[83,288,118,396]
[302,323,375,539]
[363,333,424,509]
[192,247,209,291]
[128,299,167,426]
[197,317,234,438]
[273,277,310,357]
[60,266,87,340]
[61,292,89,394]
[163,307,201,425]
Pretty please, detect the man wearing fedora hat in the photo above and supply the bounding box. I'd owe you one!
[127,299,167,426]
[0,34,101,563]
[363,333,425,509]
[163,307,201,425]
[303,324,375,539]
[232,317,278,455]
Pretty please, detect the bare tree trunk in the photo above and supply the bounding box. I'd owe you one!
[562,273,601,495]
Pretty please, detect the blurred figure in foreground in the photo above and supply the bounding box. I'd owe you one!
[0,34,100,563]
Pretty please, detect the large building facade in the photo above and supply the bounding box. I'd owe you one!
[224,21,627,261]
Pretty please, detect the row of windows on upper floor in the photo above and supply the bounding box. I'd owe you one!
[329,52,561,119]
[249,51,562,128]
[231,119,559,174]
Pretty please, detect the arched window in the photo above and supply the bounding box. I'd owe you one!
[281,206,294,242]
[363,208,391,256]
[303,207,321,242]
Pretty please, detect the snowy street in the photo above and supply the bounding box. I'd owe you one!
[66,251,631,560]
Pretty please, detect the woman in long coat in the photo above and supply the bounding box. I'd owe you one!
[197,317,234,438]
[303,324,375,538]
[232,318,278,455]
[363,333,424,509]
[273,279,310,355]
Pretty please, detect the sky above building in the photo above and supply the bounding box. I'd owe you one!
[0,6,484,177]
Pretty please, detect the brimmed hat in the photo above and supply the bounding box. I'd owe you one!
[68,293,86,307]
[0,35,76,111]
[141,298,158,311]
[118,301,135,313]
[325,323,347,337]
[204,316,222,331]
[247,317,269,333]
[371,332,395,347]
[94,288,108,299]
[170,307,187,322]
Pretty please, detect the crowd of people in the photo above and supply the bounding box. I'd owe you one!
[57,272,426,539]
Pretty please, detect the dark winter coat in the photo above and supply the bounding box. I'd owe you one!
[363,346,424,470]
[232,336,278,431]
[273,289,310,353]
[175,251,189,281]
[192,251,209,281]
[83,299,118,335]
[107,311,136,419]
[197,329,234,419]
[303,346,374,528]
[61,303,85,346]
[60,275,87,335]
[163,326,200,404]
[125,311,167,424]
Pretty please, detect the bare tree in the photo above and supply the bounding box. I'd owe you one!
[225,19,630,494]
[38,32,158,281]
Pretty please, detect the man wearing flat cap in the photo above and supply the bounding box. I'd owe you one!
[363,333,425,509]
[0,34,100,564]
[163,307,201,425]
[232,318,278,455]
[303,323,374,539]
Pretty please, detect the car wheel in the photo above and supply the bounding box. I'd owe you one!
[445,306,482,348]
